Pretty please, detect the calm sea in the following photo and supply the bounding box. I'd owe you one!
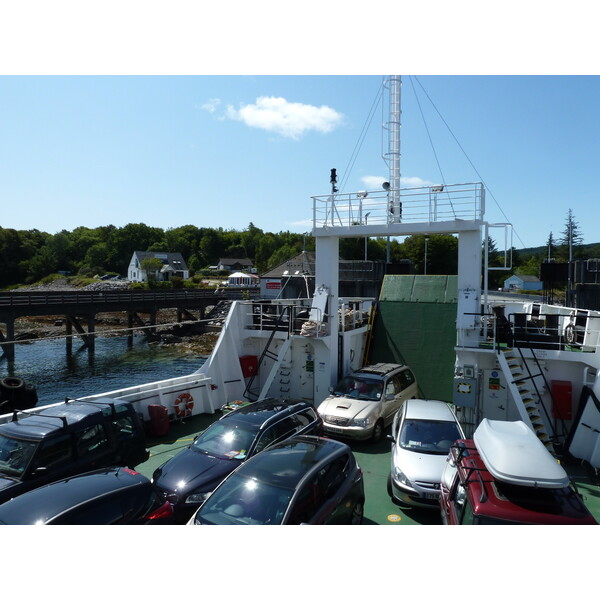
[0,335,206,408]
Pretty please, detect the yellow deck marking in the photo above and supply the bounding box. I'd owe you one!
[387,514,402,522]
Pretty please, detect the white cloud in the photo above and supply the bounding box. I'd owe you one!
[199,98,221,113]
[226,96,344,140]
[360,175,435,189]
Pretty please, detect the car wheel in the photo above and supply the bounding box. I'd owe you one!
[351,501,364,525]
[371,419,384,443]
[387,474,393,497]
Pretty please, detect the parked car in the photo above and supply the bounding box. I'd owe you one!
[0,467,173,524]
[0,397,149,506]
[439,419,598,525]
[152,398,323,522]
[317,363,418,442]
[387,399,464,508]
[189,435,364,525]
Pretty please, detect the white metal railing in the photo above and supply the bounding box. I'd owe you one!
[311,182,484,229]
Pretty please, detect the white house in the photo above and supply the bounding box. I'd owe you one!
[128,251,190,282]
[225,272,259,287]
[503,274,543,292]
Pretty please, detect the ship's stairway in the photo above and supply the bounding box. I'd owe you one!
[256,337,292,402]
[498,348,555,452]
[274,355,293,400]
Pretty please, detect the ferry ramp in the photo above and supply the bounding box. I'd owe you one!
[368,275,458,402]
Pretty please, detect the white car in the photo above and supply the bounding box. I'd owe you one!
[317,363,418,443]
[388,399,464,508]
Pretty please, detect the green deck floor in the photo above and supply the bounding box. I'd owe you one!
[136,412,600,526]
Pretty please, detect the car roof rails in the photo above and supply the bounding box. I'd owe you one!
[11,409,68,429]
[64,396,117,417]
[451,442,488,503]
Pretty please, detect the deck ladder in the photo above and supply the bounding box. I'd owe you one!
[242,305,293,402]
[497,348,555,452]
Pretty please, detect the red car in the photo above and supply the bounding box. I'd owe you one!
[439,419,597,525]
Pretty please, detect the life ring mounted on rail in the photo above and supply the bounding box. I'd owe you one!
[174,392,194,418]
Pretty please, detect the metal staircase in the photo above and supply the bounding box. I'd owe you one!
[497,348,555,451]
[242,306,293,402]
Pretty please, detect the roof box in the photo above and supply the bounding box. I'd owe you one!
[473,419,569,489]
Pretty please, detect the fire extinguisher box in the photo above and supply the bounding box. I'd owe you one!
[148,404,170,437]
[240,355,258,378]
[551,380,572,420]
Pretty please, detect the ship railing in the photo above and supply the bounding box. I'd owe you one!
[311,182,484,229]
[240,297,373,338]
[456,307,600,354]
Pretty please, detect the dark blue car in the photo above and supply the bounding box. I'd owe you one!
[152,398,323,522]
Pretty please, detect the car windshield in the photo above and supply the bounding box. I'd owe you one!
[399,419,462,455]
[333,376,382,401]
[195,474,293,525]
[191,421,257,460]
[0,434,38,478]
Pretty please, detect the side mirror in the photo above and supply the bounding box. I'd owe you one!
[328,386,334,393]
[386,434,395,443]
[385,393,395,401]
[32,467,48,476]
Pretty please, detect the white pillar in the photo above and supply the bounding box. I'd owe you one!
[456,228,482,346]
[313,236,340,404]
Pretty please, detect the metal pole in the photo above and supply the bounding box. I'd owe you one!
[424,237,429,274]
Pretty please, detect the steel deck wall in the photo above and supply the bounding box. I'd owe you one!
[368,275,458,402]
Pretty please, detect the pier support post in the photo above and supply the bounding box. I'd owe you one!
[65,317,72,354]
[0,320,15,361]
[127,312,134,347]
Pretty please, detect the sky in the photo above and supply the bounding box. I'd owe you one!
[3,73,599,251]
[2,3,600,254]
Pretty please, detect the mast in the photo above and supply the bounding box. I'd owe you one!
[383,76,402,222]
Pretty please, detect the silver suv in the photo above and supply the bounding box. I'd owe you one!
[317,363,418,442]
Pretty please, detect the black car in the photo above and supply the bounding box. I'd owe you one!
[0,398,149,506]
[0,467,173,524]
[152,398,323,522]
[190,435,364,525]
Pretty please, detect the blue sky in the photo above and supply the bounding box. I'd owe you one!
[2,4,600,253]
[2,74,599,250]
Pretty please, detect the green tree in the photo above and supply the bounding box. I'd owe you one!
[557,209,584,261]
[141,257,163,282]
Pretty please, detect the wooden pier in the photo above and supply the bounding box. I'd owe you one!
[0,288,257,360]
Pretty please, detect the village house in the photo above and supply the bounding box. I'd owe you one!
[128,251,190,282]
[216,258,255,272]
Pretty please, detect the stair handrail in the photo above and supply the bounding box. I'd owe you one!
[242,304,293,401]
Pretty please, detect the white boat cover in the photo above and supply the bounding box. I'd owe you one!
[473,419,569,488]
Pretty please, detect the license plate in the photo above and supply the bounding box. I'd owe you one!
[423,492,438,500]
[325,424,344,432]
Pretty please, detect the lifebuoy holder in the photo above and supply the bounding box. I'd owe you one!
[174,392,194,418]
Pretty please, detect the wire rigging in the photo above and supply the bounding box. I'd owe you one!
[408,76,456,217]
[338,80,384,194]
[412,76,525,248]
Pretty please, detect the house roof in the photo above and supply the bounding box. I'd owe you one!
[508,274,541,282]
[131,251,188,271]
[218,257,254,266]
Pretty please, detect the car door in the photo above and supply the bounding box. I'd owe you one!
[397,368,417,402]
[23,434,75,493]
[310,454,354,524]
[382,376,402,425]
[75,422,115,471]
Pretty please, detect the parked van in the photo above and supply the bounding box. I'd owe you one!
[0,398,149,506]
[439,419,597,525]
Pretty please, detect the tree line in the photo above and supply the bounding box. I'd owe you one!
[0,210,595,290]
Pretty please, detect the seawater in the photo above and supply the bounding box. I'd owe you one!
[0,336,206,408]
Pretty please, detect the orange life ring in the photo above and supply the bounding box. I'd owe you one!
[174,392,194,418]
